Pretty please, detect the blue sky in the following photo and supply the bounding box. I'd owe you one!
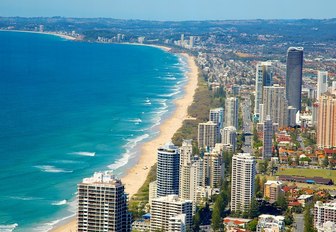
[0,0,335,20]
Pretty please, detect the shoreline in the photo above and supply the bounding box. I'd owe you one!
[50,51,199,231]
[0,29,77,40]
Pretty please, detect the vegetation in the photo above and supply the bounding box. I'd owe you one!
[128,164,157,219]
[304,204,318,232]
[276,168,336,182]
[172,71,224,146]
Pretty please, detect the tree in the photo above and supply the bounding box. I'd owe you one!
[211,205,223,231]
[255,176,262,197]
[323,155,329,168]
[249,198,259,219]
[304,204,317,232]
[284,209,294,225]
[246,218,258,231]
[276,194,288,213]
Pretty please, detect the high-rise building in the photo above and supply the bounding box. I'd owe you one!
[149,180,157,206]
[209,107,224,140]
[231,153,256,212]
[221,126,237,152]
[225,97,239,129]
[168,214,187,232]
[263,85,289,128]
[150,195,192,232]
[264,180,283,203]
[189,36,194,48]
[157,142,180,197]
[314,201,336,231]
[179,140,193,200]
[317,71,328,100]
[286,47,304,113]
[254,62,273,119]
[202,151,224,188]
[198,121,218,149]
[317,93,336,148]
[263,115,273,159]
[77,171,131,232]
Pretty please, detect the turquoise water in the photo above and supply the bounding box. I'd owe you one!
[0,31,187,231]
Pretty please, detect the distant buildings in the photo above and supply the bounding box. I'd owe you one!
[225,97,239,129]
[263,115,273,159]
[263,85,289,128]
[150,195,192,232]
[314,201,336,231]
[317,71,328,99]
[77,171,131,232]
[317,93,336,148]
[198,121,218,149]
[221,126,237,152]
[254,61,273,119]
[264,180,283,203]
[231,153,256,212]
[286,47,304,113]
[157,142,180,197]
[257,214,285,232]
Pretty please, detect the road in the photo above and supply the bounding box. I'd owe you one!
[293,213,304,232]
[241,98,253,154]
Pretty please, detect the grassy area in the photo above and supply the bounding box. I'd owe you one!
[276,168,336,183]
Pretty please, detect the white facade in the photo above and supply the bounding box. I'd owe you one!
[231,153,256,212]
[202,151,224,188]
[221,126,237,152]
[77,171,131,232]
[149,180,157,206]
[317,71,328,100]
[314,201,336,231]
[263,85,289,128]
[168,214,186,232]
[198,121,218,149]
[257,214,285,232]
[150,195,192,232]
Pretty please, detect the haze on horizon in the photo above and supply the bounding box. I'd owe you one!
[0,0,335,21]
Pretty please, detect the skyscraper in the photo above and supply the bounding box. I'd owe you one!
[157,142,180,197]
[263,85,289,128]
[202,151,224,188]
[77,171,131,232]
[317,93,336,148]
[263,115,273,159]
[231,153,256,212]
[209,107,224,140]
[221,126,237,152]
[179,140,193,200]
[225,97,239,129]
[254,62,273,119]
[198,121,218,149]
[286,47,304,112]
[317,71,328,99]
[150,195,192,232]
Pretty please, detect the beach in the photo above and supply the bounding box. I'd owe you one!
[0,29,77,40]
[50,51,199,232]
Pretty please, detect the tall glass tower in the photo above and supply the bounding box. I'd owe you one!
[286,47,304,112]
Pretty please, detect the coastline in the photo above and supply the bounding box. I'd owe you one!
[50,51,199,232]
[0,29,77,40]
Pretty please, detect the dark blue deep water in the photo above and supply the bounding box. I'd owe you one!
[0,31,186,231]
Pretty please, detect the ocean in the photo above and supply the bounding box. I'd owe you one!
[0,31,187,231]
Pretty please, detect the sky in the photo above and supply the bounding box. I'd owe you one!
[0,0,335,21]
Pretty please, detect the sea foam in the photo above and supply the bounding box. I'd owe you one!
[35,165,73,173]
[52,200,67,206]
[0,224,18,232]
[69,151,96,157]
